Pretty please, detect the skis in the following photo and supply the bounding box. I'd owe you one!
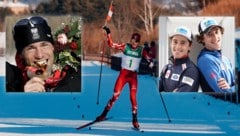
[132,127,144,133]
[76,116,144,133]
[76,117,113,130]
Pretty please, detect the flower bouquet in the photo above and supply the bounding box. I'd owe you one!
[54,18,81,72]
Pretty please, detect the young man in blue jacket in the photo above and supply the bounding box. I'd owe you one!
[197,18,235,93]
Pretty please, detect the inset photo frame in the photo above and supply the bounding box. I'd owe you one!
[158,16,236,94]
[5,15,82,93]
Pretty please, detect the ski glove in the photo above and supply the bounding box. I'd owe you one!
[103,26,111,34]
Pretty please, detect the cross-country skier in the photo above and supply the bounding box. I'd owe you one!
[96,26,154,129]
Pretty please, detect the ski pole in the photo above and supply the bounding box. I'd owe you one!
[153,77,171,122]
[96,0,113,105]
[96,40,106,105]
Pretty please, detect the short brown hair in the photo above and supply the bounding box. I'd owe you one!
[196,27,224,46]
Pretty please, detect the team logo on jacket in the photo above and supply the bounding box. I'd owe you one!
[165,70,171,78]
[210,72,217,79]
[171,73,180,81]
[182,63,187,70]
[182,76,194,86]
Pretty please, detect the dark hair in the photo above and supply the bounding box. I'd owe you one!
[150,41,155,47]
[131,33,141,42]
[196,27,224,46]
[13,16,54,53]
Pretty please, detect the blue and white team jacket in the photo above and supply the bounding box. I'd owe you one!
[159,56,199,92]
[197,48,235,93]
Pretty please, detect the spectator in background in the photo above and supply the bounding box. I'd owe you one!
[139,41,153,75]
[143,41,150,53]
[159,26,199,92]
[142,42,150,63]
[197,18,235,93]
[149,41,156,59]
[149,41,157,76]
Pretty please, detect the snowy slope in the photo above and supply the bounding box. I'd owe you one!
[0,61,239,135]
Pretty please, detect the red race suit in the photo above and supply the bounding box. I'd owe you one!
[104,34,152,114]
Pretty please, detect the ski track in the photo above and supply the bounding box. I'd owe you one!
[0,117,238,135]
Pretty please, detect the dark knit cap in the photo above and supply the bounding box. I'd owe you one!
[13,16,54,53]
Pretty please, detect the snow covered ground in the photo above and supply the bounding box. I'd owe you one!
[0,61,239,135]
